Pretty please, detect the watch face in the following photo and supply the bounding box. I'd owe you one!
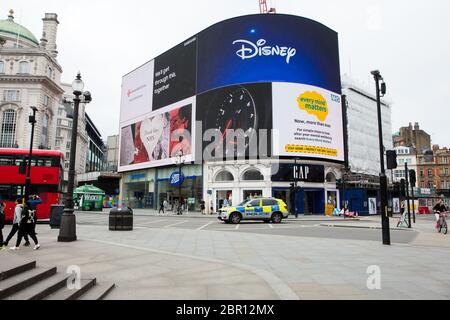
[206,86,258,158]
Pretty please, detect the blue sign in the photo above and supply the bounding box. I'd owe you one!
[170,172,185,187]
[197,14,341,94]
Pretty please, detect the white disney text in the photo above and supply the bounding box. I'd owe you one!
[233,39,297,64]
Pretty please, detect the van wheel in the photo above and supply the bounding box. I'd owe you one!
[271,212,283,224]
[230,212,242,224]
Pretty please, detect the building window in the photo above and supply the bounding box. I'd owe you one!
[445,168,449,176]
[43,95,49,106]
[420,170,424,178]
[55,140,60,147]
[57,119,62,126]
[65,162,69,169]
[58,108,64,116]
[68,120,72,128]
[4,90,20,102]
[19,61,29,74]
[428,169,433,177]
[47,67,53,78]
[326,172,336,183]
[444,157,449,164]
[0,109,17,148]
[40,114,49,148]
[0,61,4,73]
[65,152,70,159]
[242,169,264,181]
[215,170,234,182]
[66,141,71,149]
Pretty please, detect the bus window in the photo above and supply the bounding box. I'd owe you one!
[11,185,24,199]
[0,185,11,201]
[0,157,14,166]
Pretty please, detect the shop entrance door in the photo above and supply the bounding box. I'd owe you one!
[216,190,233,211]
[303,190,325,215]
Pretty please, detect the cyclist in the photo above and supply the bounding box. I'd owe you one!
[433,195,448,231]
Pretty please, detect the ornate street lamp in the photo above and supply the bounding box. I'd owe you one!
[58,73,92,242]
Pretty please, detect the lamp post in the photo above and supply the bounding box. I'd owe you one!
[371,70,390,245]
[175,150,184,215]
[58,73,92,242]
[24,106,38,201]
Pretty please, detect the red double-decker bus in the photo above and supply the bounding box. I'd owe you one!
[0,149,64,222]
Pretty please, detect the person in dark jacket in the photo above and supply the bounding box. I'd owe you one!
[3,199,29,247]
[0,202,5,250]
[10,201,40,250]
[28,194,42,235]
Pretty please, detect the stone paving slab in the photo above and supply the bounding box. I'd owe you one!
[3,217,450,300]
[1,226,280,300]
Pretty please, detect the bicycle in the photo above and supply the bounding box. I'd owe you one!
[435,211,448,235]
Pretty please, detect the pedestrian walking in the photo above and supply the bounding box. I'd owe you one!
[10,201,40,251]
[3,199,29,247]
[28,194,42,235]
[159,199,165,214]
[200,200,206,215]
[0,202,5,250]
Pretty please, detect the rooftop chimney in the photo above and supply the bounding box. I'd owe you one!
[42,13,59,58]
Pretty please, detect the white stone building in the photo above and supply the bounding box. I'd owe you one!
[54,83,88,185]
[342,74,394,176]
[0,10,96,191]
[0,10,63,150]
[392,146,418,187]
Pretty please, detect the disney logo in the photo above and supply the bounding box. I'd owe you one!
[232,39,297,64]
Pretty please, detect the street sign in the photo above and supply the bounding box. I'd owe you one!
[170,172,185,187]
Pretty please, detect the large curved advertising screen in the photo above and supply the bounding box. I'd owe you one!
[119,14,343,172]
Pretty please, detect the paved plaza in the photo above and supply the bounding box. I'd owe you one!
[2,212,450,300]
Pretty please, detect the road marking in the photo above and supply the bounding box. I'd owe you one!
[138,219,169,225]
[196,221,214,231]
[235,224,240,230]
[164,221,188,228]
[268,224,274,229]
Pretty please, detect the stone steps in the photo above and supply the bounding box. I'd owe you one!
[0,253,114,300]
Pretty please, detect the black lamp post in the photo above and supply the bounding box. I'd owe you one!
[24,106,38,201]
[371,70,390,246]
[175,150,184,215]
[58,73,92,242]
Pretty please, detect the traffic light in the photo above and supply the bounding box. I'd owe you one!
[386,150,398,169]
[400,179,406,197]
[409,170,417,187]
[393,182,400,193]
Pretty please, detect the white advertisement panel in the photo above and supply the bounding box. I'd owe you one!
[272,82,345,162]
[120,60,155,125]
[118,96,196,172]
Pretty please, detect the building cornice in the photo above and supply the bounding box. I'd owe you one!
[0,48,63,72]
[0,74,64,94]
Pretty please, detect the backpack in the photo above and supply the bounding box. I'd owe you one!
[21,208,36,224]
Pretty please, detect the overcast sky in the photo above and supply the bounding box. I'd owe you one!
[2,0,450,147]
